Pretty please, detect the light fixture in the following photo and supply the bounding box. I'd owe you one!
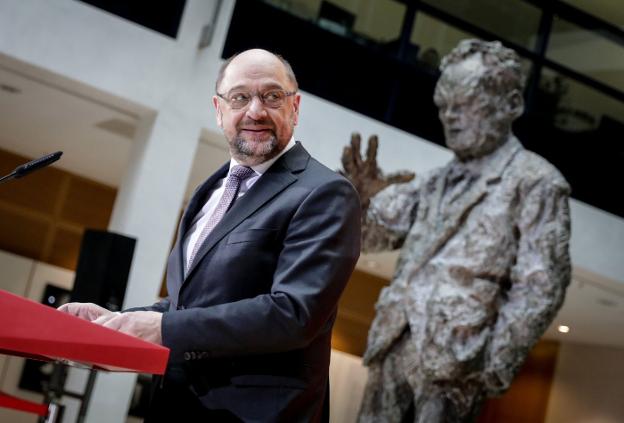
[557,325,570,334]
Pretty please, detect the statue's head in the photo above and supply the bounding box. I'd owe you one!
[434,40,525,160]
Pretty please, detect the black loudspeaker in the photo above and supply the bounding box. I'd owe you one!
[70,229,136,311]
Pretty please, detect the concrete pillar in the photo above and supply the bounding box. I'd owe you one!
[82,105,201,423]
[69,1,235,421]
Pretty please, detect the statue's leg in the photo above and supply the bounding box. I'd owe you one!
[461,385,486,423]
[413,390,452,423]
[412,382,486,423]
[358,334,414,422]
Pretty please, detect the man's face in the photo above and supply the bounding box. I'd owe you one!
[434,55,517,160]
[213,50,301,166]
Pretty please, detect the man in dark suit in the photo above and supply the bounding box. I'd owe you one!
[60,49,361,422]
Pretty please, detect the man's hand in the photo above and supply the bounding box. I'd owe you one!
[58,302,114,322]
[340,133,415,212]
[93,311,163,345]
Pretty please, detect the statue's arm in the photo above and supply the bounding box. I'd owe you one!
[483,175,571,395]
[340,133,416,253]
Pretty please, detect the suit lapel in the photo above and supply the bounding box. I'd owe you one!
[183,142,309,282]
[180,163,230,237]
[169,163,230,283]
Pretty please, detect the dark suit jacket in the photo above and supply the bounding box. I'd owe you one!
[135,142,361,422]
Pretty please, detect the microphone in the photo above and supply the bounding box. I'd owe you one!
[0,151,63,184]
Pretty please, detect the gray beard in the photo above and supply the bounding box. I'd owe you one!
[232,135,281,165]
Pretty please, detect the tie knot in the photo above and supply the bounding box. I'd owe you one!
[229,165,255,181]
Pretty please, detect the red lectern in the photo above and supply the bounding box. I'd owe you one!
[0,289,170,421]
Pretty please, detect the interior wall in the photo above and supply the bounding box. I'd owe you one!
[478,341,560,423]
[545,342,624,423]
[332,269,389,356]
[329,350,368,423]
[0,249,34,418]
[0,0,180,111]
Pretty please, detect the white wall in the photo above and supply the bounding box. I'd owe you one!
[568,200,624,283]
[329,350,368,423]
[0,250,34,422]
[0,0,181,110]
[545,342,624,423]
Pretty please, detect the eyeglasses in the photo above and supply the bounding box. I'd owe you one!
[216,89,297,109]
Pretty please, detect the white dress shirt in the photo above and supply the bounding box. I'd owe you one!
[183,138,296,269]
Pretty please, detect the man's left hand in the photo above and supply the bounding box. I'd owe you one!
[93,311,163,345]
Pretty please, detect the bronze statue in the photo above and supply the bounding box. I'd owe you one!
[342,40,572,422]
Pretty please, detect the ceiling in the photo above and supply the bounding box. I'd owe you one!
[0,57,622,350]
[0,62,135,188]
[0,58,231,201]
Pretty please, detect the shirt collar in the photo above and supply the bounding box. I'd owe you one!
[229,137,296,176]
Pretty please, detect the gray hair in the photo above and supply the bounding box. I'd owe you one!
[215,50,299,93]
[440,39,526,93]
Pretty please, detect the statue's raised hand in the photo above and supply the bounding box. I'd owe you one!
[340,133,415,212]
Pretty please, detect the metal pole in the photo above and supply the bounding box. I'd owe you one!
[76,369,98,423]
[44,402,64,423]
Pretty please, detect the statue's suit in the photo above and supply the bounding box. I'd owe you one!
[359,137,571,421]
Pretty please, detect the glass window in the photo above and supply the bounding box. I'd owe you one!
[262,0,321,22]
[420,0,542,50]
[560,0,624,28]
[532,66,624,216]
[537,67,624,132]
[409,12,477,69]
[263,0,406,44]
[547,16,624,93]
[409,12,532,81]
[347,0,406,43]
